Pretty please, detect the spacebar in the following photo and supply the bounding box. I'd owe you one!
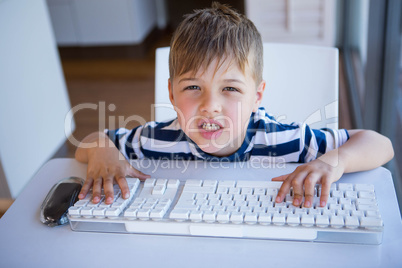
[190,224,317,240]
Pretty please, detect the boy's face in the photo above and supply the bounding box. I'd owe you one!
[169,58,265,156]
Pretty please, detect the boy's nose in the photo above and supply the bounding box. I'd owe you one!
[199,93,222,115]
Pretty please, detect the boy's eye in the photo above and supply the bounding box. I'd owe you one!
[223,87,239,92]
[185,85,200,90]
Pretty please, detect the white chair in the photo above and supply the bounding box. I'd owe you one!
[154,43,339,129]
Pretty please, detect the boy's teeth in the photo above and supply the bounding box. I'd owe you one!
[202,123,220,131]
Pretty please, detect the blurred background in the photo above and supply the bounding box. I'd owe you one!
[0,0,401,217]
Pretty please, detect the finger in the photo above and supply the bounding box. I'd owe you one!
[290,173,306,207]
[113,166,129,199]
[271,174,289,182]
[79,177,93,199]
[91,177,103,204]
[319,177,331,207]
[103,174,115,204]
[127,165,150,181]
[303,173,319,208]
[275,174,293,203]
[116,175,130,199]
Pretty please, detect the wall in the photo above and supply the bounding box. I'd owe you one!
[46,0,158,46]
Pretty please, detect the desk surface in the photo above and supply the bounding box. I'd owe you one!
[0,158,401,268]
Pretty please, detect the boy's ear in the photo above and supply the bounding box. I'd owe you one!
[168,78,175,105]
[253,80,266,112]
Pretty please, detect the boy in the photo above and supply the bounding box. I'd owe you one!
[75,3,394,209]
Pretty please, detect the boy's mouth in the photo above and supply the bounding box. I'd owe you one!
[201,122,221,131]
[198,119,223,131]
[198,119,223,139]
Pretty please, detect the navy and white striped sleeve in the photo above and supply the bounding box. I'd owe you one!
[298,124,349,163]
[104,126,144,160]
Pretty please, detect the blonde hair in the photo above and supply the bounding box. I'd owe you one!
[169,2,263,84]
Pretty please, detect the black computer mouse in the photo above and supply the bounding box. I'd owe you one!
[40,176,84,227]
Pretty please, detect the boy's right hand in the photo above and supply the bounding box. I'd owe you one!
[76,133,150,204]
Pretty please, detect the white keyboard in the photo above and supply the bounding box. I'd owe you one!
[68,178,383,244]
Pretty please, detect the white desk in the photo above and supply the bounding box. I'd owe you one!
[0,158,401,267]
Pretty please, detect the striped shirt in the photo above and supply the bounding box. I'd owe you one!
[105,107,349,163]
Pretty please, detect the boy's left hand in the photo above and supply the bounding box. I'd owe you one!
[272,159,344,208]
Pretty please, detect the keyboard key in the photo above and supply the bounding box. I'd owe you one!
[355,184,375,192]
[203,211,217,222]
[274,202,287,208]
[301,214,315,227]
[230,212,244,223]
[167,179,180,188]
[366,210,380,217]
[357,199,377,205]
[183,186,216,194]
[155,179,167,186]
[80,207,94,217]
[150,209,166,219]
[336,210,350,217]
[281,208,294,215]
[124,208,138,218]
[229,187,241,194]
[329,204,342,210]
[144,179,156,187]
[74,200,88,207]
[216,186,228,194]
[331,190,344,198]
[358,191,376,199]
[152,185,166,195]
[218,180,236,187]
[239,206,252,213]
[226,206,239,212]
[338,183,354,191]
[339,198,352,205]
[202,180,218,187]
[189,211,203,222]
[213,205,226,212]
[216,211,230,223]
[92,207,107,218]
[357,204,379,211]
[330,215,344,228]
[98,202,112,208]
[68,206,81,216]
[286,214,300,226]
[254,188,266,195]
[266,188,278,196]
[186,179,202,186]
[258,213,271,225]
[136,209,151,219]
[241,187,253,195]
[360,217,383,229]
[345,216,359,228]
[315,215,329,227]
[272,213,286,225]
[244,212,258,224]
[351,210,365,217]
[200,205,213,211]
[170,209,189,221]
[105,207,121,218]
[285,194,293,203]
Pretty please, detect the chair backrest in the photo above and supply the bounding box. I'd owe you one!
[154,43,339,129]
